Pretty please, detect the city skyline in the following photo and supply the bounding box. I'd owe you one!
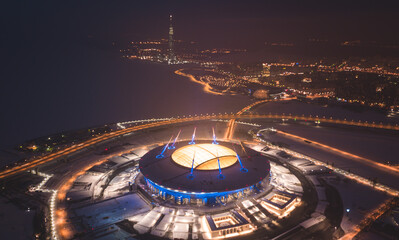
[1,1,399,240]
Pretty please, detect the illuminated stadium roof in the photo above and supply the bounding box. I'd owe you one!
[139,140,271,192]
[171,144,238,170]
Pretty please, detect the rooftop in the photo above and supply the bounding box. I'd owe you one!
[171,144,237,170]
[140,140,271,192]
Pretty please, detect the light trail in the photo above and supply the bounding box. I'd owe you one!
[48,133,398,239]
[54,145,150,239]
[0,112,397,179]
[224,119,236,139]
[224,97,297,139]
[3,96,396,239]
[227,100,261,139]
[0,120,187,179]
[56,158,109,239]
[116,118,173,129]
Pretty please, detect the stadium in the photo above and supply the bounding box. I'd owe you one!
[139,138,271,206]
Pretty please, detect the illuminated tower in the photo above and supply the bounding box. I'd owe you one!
[168,15,177,64]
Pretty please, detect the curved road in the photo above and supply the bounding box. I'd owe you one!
[1,108,398,180]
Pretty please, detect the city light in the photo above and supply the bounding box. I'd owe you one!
[3,6,399,240]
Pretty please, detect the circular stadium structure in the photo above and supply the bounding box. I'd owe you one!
[139,140,271,206]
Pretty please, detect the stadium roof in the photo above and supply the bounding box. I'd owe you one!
[171,144,237,170]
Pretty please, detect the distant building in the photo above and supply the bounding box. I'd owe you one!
[168,15,177,64]
[262,63,271,77]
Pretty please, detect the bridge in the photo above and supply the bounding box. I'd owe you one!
[0,112,398,179]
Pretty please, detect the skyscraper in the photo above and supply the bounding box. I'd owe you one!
[168,15,177,64]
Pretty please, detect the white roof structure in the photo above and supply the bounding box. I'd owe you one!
[300,215,326,229]
[134,210,162,234]
[289,159,312,167]
[108,156,129,164]
[122,153,140,161]
[171,144,237,170]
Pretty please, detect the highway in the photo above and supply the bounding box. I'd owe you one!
[8,100,393,240]
[225,99,269,139]
[0,111,398,179]
[225,98,292,139]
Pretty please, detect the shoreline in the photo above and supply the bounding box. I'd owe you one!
[174,68,227,96]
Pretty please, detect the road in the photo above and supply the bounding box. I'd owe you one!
[0,110,398,180]
[12,99,393,240]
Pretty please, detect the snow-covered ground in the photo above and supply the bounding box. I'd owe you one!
[271,122,399,165]
[103,167,139,199]
[262,130,399,190]
[269,161,303,194]
[74,193,150,229]
[323,176,390,235]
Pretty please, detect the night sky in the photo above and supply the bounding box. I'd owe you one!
[1,0,399,148]
[3,1,399,48]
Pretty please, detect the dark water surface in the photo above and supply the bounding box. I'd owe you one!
[0,48,251,148]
